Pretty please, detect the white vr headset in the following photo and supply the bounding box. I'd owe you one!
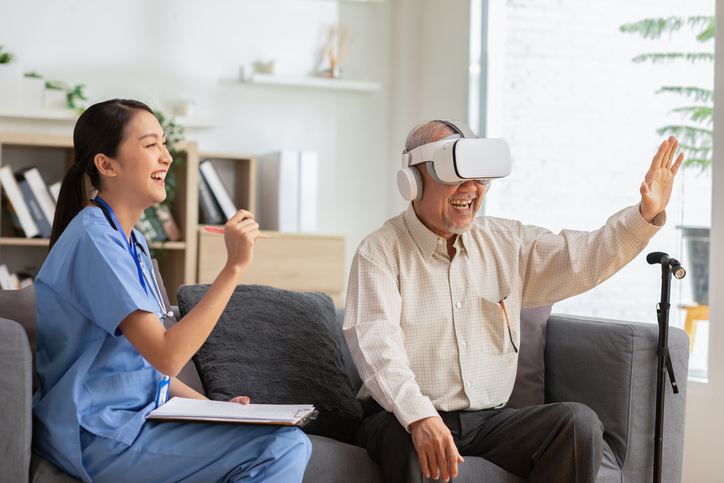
[397,120,512,201]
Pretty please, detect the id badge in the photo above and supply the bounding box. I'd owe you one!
[155,375,171,408]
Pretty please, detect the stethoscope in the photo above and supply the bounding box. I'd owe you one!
[90,196,174,320]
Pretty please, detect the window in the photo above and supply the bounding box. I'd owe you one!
[473,0,714,381]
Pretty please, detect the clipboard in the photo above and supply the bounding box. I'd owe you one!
[147,397,318,427]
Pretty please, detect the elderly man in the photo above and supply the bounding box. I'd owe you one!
[343,120,683,483]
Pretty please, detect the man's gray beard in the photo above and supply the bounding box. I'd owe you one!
[444,214,473,235]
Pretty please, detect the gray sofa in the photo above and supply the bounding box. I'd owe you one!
[1,307,688,483]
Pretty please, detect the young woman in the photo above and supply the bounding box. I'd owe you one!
[32,99,311,482]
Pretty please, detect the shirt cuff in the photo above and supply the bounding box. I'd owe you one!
[628,203,666,236]
[393,395,440,433]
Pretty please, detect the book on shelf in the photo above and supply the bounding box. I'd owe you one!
[0,165,40,238]
[154,203,181,242]
[198,170,224,225]
[17,167,56,231]
[256,150,318,233]
[16,178,52,238]
[49,181,61,203]
[199,159,238,221]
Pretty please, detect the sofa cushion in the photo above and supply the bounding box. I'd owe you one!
[506,305,552,409]
[177,284,363,444]
[151,260,205,396]
[0,285,40,391]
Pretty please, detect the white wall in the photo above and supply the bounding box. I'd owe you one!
[0,0,395,276]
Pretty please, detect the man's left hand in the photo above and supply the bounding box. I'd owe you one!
[639,135,684,224]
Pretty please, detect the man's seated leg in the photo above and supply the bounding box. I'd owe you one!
[458,402,604,483]
[355,408,424,483]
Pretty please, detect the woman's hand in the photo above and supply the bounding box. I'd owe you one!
[229,396,251,404]
[223,210,267,276]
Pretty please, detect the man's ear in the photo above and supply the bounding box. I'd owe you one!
[94,153,118,178]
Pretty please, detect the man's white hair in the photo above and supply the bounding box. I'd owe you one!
[404,121,458,152]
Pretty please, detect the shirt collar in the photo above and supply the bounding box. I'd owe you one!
[403,204,471,260]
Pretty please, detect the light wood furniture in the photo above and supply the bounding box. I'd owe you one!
[0,132,345,306]
[680,304,709,353]
[197,229,346,306]
[0,133,202,304]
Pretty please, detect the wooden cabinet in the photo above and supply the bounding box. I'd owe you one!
[197,229,346,306]
[0,132,346,306]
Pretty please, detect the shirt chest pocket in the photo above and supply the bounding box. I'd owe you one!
[478,295,520,355]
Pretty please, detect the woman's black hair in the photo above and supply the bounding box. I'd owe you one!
[49,99,154,250]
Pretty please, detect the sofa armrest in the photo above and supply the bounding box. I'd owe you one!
[0,317,33,483]
[544,315,688,481]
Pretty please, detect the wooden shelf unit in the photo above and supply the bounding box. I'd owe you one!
[1,132,346,306]
[0,132,200,304]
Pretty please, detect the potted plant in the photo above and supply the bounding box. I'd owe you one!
[621,16,714,305]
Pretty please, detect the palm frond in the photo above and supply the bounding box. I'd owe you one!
[690,16,715,42]
[655,125,713,146]
[632,53,714,64]
[670,106,713,125]
[620,17,684,39]
[656,86,713,103]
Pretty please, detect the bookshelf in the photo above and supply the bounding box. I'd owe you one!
[0,133,200,304]
[0,133,346,306]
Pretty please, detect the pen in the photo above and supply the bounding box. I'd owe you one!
[204,226,272,238]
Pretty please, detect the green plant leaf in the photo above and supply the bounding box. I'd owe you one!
[620,17,684,39]
[656,86,713,103]
[670,106,713,125]
[632,52,714,64]
[155,111,187,207]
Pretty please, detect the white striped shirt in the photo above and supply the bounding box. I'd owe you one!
[343,203,663,430]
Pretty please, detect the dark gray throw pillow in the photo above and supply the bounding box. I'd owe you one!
[506,305,552,408]
[177,283,363,443]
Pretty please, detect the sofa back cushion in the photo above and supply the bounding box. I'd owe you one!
[0,285,39,391]
[177,283,363,444]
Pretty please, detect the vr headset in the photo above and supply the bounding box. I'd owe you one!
[397,120,512,201]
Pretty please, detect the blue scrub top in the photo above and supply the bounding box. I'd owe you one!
[32,206,164,482]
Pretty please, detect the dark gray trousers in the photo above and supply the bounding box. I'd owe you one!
[355,402,604,483]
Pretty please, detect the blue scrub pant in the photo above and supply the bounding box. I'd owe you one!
[80,421,311,483]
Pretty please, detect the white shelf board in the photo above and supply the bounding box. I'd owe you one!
[0,109,214,129]
[226,73,381,92]
[0,108,78,122]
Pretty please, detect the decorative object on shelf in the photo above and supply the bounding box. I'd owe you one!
[316,24,354,78]
[172,100,196,119]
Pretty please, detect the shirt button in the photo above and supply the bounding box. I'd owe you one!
[451,264,455,269]
[456,302,462,308]
[438,238,444,245]
[461,341,467,348]
[466,382,471,388]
